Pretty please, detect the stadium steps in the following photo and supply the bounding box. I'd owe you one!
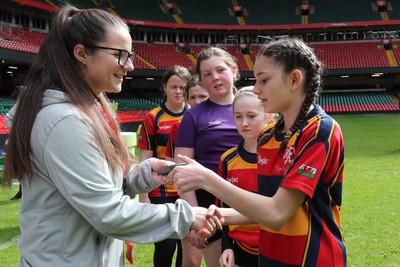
[136,55,157,69]
[91,0,118,16]
[186,54,197,65]
[380,11,389,20]
[302,15,308,24]
[236,16,245,25]
[385,50,398,66]
[244,54,254,71]
[172,14,184,24]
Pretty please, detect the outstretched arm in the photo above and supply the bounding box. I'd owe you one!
[170,154,306,231]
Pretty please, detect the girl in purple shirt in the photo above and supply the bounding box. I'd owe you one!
[175,47,242,267]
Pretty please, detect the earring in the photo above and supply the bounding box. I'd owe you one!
[82,60,87,65]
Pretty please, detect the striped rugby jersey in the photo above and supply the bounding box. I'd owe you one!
[218,140,260,255]
[257,106,346,267]
[137,101,189,197]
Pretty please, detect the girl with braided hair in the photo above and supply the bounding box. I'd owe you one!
[170,38,347,266]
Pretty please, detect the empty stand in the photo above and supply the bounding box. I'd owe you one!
[135,43,195,70]
[317,90,400,113]
[113,0,175,23]
[109,95,163,123]
[240,0,299,25]
[0,27,46,53]
[172,0,237,25]
[309,0,381,23]
[250,45,260,62]
[391,41,400,65]
[313,41,390,69]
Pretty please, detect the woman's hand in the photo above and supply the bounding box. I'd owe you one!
[151,159,175,185]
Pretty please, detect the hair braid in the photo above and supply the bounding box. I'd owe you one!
[256,38,323,153]
[257,116,283,149]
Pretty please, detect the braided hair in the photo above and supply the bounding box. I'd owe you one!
[257,38,323,153]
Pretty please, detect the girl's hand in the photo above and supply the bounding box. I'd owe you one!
[169,154,212,195]
[219,249,234,267]
[185,230,207,249]
[191,206,223,238]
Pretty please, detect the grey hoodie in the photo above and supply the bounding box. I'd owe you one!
[17,89,194,267]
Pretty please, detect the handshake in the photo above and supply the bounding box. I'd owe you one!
[191,205,223,238]
[152,158,226,238]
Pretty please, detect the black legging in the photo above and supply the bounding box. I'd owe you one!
[153,238,182,267]
[150,196,182,267]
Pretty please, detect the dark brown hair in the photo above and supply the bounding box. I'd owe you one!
[3,5,134,186]
[160,65,192,95]
[257,38,323,153]
[184,75,201,98]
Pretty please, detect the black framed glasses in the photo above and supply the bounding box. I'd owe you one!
[87,45,136,67]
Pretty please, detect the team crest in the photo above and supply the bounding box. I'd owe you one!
[298,164,317,179]
[283,147,294,165]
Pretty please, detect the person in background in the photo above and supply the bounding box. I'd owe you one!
[218,87,273,267]
[137,65,192,267]
[171,38,347,267]
[185,75,209,108]
[6,85,24,200]
[2,5,220,267]
[164,75,208,266]
[164,75,208,162]
[174,47,242,267]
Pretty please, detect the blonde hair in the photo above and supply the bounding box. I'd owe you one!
[233,86,261,110]
[234,86,276,124]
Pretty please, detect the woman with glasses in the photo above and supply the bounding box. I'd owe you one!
[3,5,221,267]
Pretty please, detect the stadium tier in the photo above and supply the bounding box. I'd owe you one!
[0,27,45,54]
[1,0,399,121]
[0,95,164,134]
[2,28,400,71]
[313,41,391,69]
[238,0,300,25]
[114,0,176,23]
[0,90,397,135]
[134,43,195,70]
[10,0,399,25]
[310,0,381,23]
[165,0,238,25]
[317,90,400,113]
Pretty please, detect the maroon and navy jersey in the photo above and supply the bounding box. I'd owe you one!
[165,121,179,158]
[257,105,346,266]
[218,141,260,255]
[137,101,188,197]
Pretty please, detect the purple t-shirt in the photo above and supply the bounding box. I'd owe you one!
[176,99,242,207]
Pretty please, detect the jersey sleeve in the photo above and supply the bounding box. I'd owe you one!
[137,112,156,151]
[281,118,344,199]
[165,121,179,158]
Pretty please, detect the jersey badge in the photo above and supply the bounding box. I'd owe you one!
[298,164,317,179]
[283,147,294,165]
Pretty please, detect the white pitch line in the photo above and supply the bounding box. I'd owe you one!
[0,236,19,251]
